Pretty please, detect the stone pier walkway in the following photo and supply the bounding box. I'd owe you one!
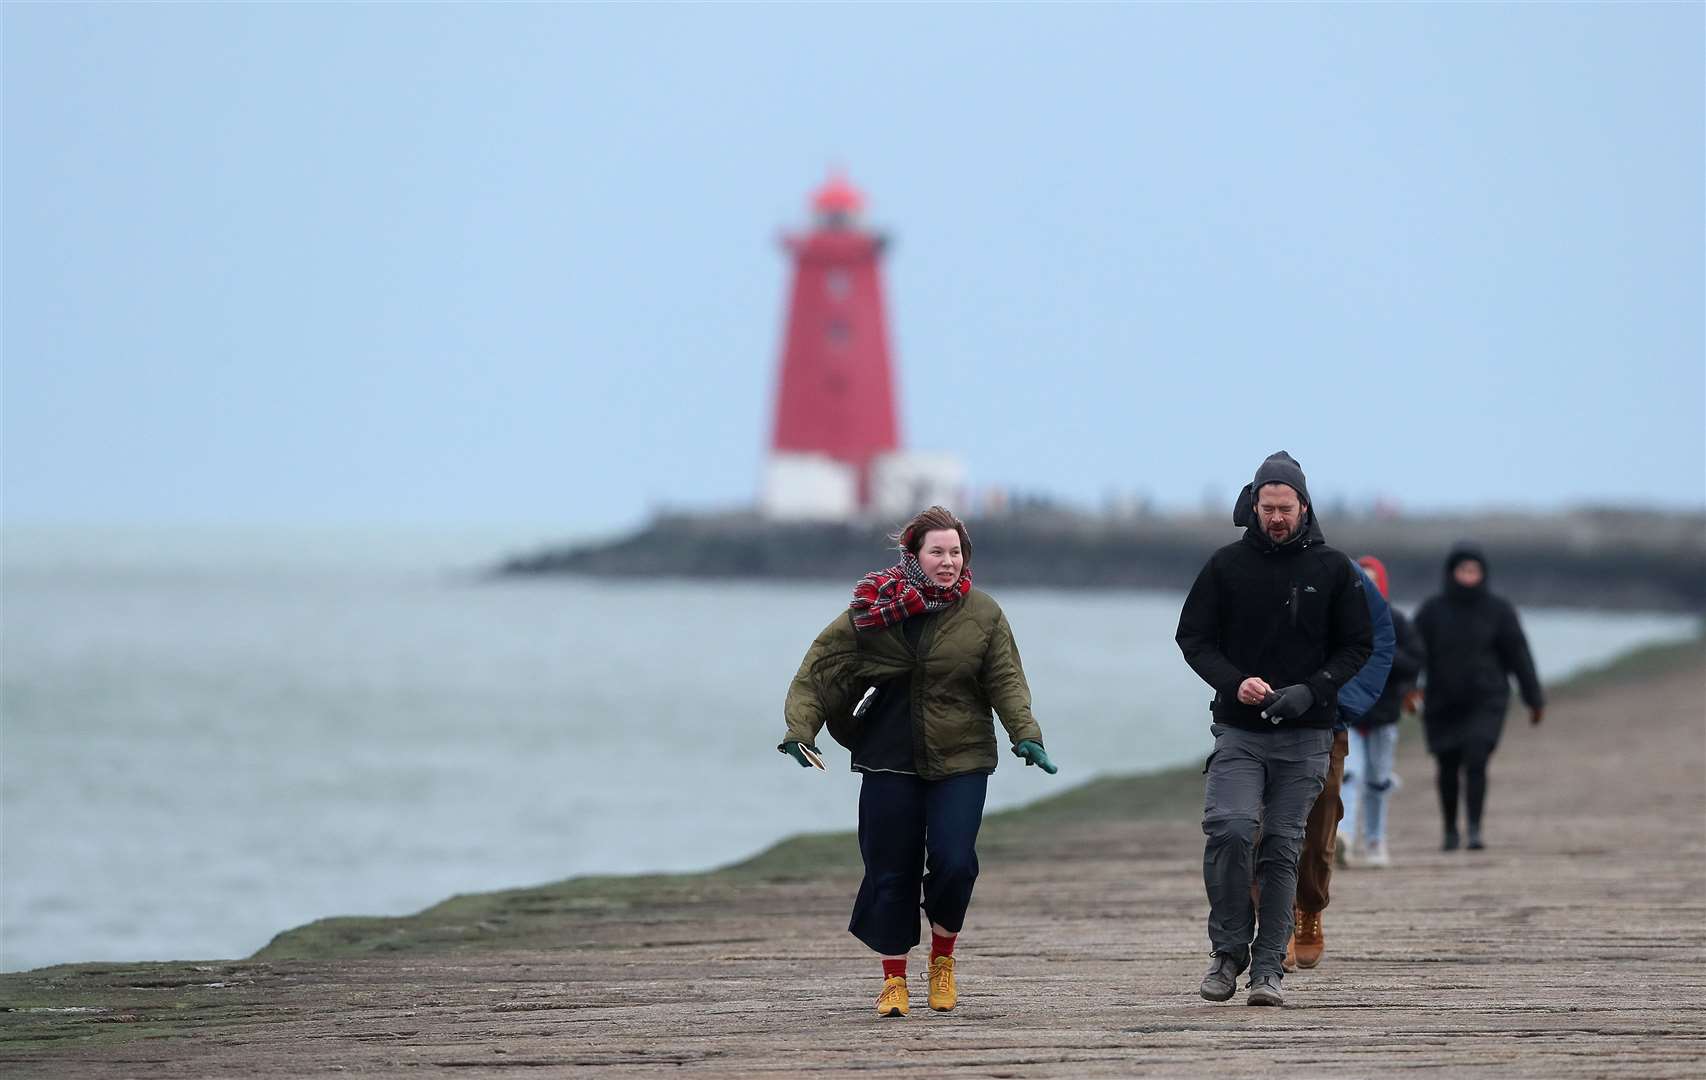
[4,652,1703,1077]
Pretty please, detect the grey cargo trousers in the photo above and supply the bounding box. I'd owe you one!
[1202,723,1333,980]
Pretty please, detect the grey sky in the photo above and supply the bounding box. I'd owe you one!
[5,3,1702,531]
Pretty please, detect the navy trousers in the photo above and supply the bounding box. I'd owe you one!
[848,771,988,956]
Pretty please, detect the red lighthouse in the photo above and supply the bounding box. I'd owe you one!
[762,173,902,520]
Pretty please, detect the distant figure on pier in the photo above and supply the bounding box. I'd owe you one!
[777,505,1057,1018]
[1414,542,1544,851]
[1338,554,1426,870]
[1176,451,1373,1007]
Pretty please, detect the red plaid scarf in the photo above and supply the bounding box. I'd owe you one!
[849,554,972,630]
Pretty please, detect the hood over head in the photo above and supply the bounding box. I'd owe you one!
[1357,555,1390,599]
[1444,540,1489,595]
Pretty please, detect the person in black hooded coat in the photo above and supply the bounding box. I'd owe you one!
[1413,542,1544,851]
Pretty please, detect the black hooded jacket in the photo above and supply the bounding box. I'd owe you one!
[1175,452,1375,732]
[1414,542,1544,716]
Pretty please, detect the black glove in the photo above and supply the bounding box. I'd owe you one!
[1259,684,1316,723]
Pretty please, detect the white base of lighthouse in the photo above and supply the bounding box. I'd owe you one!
[868,451,965,521]
[760,453,859,522]
[759,451,965,523]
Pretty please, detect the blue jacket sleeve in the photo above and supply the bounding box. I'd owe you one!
[1337,564,1394,722]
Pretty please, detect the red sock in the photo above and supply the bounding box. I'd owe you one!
[882,958,907,980]
[930,931,957,959]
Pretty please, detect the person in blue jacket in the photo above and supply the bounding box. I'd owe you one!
[1285,557,1394,971]
[1340,555,1424,869]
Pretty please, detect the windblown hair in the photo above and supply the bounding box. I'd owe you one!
[891,505,972,566]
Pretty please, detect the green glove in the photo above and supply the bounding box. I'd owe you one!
[1013,739,1058,774]
[778,740,824,769]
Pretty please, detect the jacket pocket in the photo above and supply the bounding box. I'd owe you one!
[1293,584,1328,639]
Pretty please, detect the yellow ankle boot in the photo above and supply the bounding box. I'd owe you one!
[876,975,909,1017]
[928,955,957,1012]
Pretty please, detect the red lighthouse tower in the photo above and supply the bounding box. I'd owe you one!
[762,173,902,519]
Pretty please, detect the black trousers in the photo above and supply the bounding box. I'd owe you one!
[1435,743,1494,831]
[848,771,988,956]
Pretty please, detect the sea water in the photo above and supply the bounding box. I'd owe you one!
[3,527,1695,972]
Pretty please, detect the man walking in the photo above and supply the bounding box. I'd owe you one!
[1176,451,1373,1006]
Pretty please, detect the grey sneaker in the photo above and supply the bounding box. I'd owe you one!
[1247,973,1285,1007]
[1199,954,1243,1002]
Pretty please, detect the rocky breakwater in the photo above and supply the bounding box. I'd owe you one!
[497,507,1706,613]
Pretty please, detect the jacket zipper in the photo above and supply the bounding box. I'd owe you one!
[912,612,939,775]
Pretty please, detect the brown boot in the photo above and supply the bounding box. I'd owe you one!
[1294,907,1324,969]
[1283,932,1298,973]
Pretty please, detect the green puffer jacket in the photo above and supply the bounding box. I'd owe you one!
[781,588,1043,780]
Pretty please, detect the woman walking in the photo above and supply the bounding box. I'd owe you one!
[1414,542,1544,851]
[777,506,1057,1017]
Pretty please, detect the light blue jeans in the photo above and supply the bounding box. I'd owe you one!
[1341,724,1400,846]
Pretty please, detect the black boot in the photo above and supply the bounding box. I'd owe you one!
[1442,826,1461,851]
[1466,825,1484,850]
